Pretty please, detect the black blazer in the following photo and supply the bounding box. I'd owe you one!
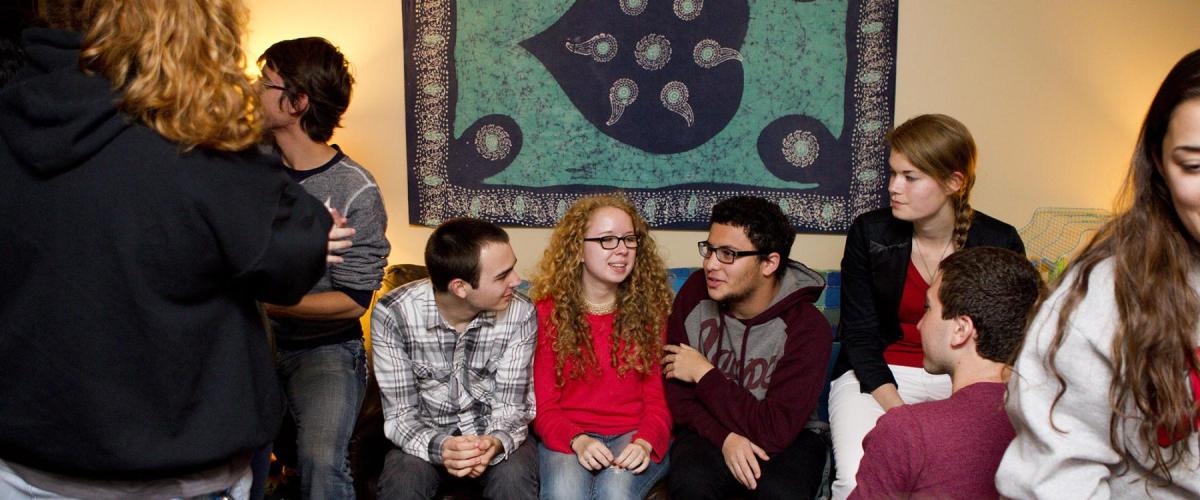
[834,208,1025,394]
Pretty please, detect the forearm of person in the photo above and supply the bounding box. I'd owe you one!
[484,311,537,462]
[328,188,389,291]
[696,313,831,453]
[532,329,585,452]
[371,305,450,464]
[264,290,366,320]
[235,181,332,304]
[633,357,672,461]
[839,218,900,394]
[870,383,904,410]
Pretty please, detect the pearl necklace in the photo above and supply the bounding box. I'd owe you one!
[583,297,617,315]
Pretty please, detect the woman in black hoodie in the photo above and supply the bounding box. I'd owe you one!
[0,0,345,497]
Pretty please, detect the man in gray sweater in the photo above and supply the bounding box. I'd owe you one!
[258,37,390,499]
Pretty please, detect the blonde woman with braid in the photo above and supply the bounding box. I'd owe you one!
[828,114,1025,499]
[531,194,674,499]
[997,49,1200,498]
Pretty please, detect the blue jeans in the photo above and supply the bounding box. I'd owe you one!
[538,432,669,500]
[277,338,367,500]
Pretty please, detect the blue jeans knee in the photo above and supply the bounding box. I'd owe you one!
[277,338,367,499]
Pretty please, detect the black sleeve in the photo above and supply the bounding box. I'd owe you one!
[838,217,897,394]
[1006,225,1027,256]
[219,173,331,305]
[335,286,375,309]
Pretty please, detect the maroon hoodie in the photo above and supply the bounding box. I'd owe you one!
[665,261,832,454]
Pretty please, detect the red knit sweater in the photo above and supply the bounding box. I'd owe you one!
[532,298,672,462]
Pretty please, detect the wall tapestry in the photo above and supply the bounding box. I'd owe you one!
[404,0,897,232]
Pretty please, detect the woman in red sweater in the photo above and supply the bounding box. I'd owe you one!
[530,194,674,499]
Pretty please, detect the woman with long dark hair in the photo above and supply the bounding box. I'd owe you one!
[997,49,1200,497]
[829,114,1025,498]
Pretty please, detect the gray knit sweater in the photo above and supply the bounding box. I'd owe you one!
[272,148,390,348]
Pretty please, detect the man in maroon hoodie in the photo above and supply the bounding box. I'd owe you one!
[664,196,833,499]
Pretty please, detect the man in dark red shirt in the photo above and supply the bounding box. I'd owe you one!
[850,247,1041,499]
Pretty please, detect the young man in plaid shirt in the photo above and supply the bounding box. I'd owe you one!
[372,218,538,499]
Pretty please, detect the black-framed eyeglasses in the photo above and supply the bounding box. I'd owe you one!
[697,241,770,264]
[257,78,287,92]
[584,234,640,250]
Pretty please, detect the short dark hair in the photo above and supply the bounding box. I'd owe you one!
[258,37,353,143]
[937,247,1043,363]
[425,218,510,292]
[710,196,795,279]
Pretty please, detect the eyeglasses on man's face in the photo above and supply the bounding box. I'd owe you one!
[584,234,640,250]
[255,76,287,92]
[697,241,770,264]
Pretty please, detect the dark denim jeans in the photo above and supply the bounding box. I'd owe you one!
[668,429,827,500]
[538,431,669,500]
[378,439,539,500]
[277,338,367,500]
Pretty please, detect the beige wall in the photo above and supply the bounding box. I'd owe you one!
[244,0,1200,273]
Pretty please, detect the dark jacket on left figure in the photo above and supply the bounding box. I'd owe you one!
[834,207,1025,394]
[0,28,330,478]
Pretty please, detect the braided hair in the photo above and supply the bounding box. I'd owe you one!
[887,114,977,248]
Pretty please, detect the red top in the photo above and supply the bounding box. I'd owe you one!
[883,261,927,368]
[1157,346,1200,447]
[532,298,672,462]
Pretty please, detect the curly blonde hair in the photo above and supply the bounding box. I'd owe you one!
[531,194,673,386]
[79,0,262,152]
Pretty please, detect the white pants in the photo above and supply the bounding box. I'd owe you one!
[828,365,952,500]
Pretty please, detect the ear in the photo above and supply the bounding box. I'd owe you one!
[288,93,310,116]
[759,252,782,278]
[449,278,471,300]
[950,315,975,349]
[944,171,965,195]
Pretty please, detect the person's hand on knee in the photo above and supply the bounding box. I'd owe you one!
[571,434,614,471]
[612,438,653,474]
[722,432,769,490]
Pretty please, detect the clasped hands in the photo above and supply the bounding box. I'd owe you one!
[571,435,653,474]
[441,435,503,478]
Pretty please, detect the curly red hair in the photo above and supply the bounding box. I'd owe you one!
[531,194,672,386]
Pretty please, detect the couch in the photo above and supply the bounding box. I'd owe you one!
[271,264,844,499]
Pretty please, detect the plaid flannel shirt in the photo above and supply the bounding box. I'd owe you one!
[371,278,536,465]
